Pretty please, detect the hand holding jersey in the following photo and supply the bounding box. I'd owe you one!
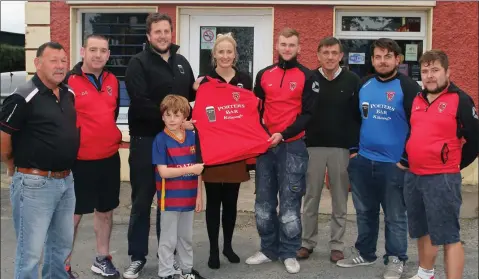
[192,76,271,166]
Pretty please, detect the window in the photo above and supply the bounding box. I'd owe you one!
[78,10,152,127]
[335,10,427,83]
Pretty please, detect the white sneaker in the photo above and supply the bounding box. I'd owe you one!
[284,258,300,274]
[245,252,272,265]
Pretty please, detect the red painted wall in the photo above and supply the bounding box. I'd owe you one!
[432,1,478,105]
[273,5,334,69]
[50,2,477,104]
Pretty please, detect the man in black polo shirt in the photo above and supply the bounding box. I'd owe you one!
[123,13,197,278]
[0,42,79,279]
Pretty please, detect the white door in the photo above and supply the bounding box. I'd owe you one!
[181,13,273,83]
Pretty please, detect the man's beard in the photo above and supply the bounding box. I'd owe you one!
[376,68,397,79]
[151,43,170,54]
[426,82,449,94]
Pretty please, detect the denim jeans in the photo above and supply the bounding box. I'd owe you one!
[254,139,308,260]
[348,154,408,263]
[10,171,76,279]
[127,136,161,262]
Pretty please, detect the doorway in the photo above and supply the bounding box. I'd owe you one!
[179,8,273,81]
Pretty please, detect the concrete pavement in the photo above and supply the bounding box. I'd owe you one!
[1,179,478,279]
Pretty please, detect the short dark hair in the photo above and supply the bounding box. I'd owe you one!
[36,42,64,57]
[83,34,109,47]
[370,38,402,57]
[419,49,449,71]
[146,13,173,34]
[317,36,343,53]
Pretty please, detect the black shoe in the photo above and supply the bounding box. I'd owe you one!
[208,251,220,269]
[122,260,146,279]
[191,269,207,279]
[223,248,240,263]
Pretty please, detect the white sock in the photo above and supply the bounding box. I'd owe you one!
[418,266,434,279]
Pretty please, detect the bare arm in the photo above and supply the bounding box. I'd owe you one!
[156,163,204,179]
[0,131,14,175]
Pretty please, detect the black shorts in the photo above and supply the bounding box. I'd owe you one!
[404,172,462,246]
[72,152,121,215]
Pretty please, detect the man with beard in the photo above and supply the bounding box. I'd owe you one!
[403,50,478,279]
[336,38,421,279]
[63,34,122,278]
[297,37,360,263]
[245,28,319,274]
[123,13,197,279]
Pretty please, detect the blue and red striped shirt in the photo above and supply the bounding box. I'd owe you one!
[152,130,198,212]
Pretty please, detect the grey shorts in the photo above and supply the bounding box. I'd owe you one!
[403,172,462,246]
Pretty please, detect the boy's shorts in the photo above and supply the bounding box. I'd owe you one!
[403,172,462,246]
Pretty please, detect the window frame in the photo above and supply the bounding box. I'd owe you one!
[335,10,428,39]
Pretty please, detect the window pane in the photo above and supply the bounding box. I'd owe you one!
[82,13,149,108]
[340,39,423,82]
[342,16,421,32]
[198,26,254,81]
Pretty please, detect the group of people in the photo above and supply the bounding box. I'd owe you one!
[0,11,477,279]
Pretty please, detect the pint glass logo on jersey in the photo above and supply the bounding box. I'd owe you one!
[290,81,297,91]
[232,92,240,102]
[206,106,216,122]
[106,86,112,96]
[361,102,369,119]
[438,102,447,113]
[386,91,395,101]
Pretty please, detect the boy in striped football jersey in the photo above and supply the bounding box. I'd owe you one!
[153,95,204,279]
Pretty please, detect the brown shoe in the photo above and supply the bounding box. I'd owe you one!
[330,250,344,263]
[296,247,313,260]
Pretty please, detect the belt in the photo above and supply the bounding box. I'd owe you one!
[16,168,71,179]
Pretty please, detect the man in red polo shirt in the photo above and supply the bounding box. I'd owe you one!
[64,34,122,278]
[404,49,479,279]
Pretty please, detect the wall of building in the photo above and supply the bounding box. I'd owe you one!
[25,1,478,185]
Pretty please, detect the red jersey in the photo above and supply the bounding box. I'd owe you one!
[254,58,319,142]
[192,77,271,166]
[66,62,122,160]
[406,83,479,175]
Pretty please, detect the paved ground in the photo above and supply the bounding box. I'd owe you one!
[1,179,479,279]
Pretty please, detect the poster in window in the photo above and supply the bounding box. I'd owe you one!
[348,52,365,65]
[201,27,216,50]
[405,44,418,61]
[398,64,409,76]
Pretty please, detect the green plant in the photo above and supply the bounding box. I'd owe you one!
[0,44,25,73]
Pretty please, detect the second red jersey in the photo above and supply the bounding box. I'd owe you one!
[192,77,271,166]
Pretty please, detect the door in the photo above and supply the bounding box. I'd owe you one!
[186,14,273,82]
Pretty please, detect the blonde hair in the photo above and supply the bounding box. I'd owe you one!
[160,94,191,118]
[211,32,238,67]
[278,27,300,42]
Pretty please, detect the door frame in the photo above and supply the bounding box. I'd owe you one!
[178,7,274,79]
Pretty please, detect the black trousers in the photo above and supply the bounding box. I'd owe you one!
[127,136,161,262]
[204,182,241,252]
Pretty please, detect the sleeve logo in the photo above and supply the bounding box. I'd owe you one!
[312,81,320,93]
[473,107,478,119]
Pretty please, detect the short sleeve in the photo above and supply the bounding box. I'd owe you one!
[0,94,28,134]
[152,134,168,165]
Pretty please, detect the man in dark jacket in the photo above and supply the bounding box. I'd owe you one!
[298,37,360,263]
[123,13,196,279]
[404,50,479,279]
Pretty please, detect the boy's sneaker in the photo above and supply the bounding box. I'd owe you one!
[383,256,404,279]
[182,273,197,279]
[284,258,300,274]
[173,259,182,275]
[336,247,375,268]
[123,260,146,279]
[245,251,272,265]
[91,255,120,277]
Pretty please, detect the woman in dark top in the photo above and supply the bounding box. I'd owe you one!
[194,33,252,270]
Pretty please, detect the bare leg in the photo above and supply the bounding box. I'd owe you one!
[65,214,83,264]
[94,210,113,256]
[417,235,438,270]
[444,242,464,279]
